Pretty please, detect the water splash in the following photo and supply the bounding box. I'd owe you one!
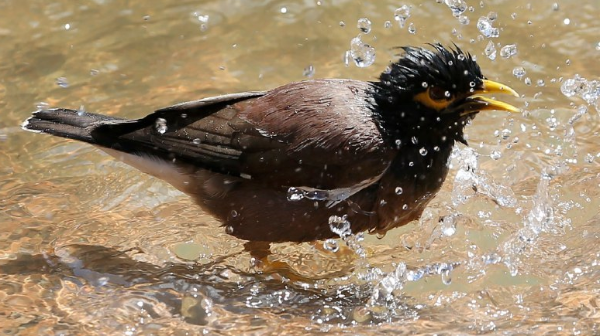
[458,15,470,25]
[484,41,497,60]
[154,118,168,134]
[393,5,411,28]
[325,216,366,263]
[444,0,467,17]
[349,36,375,68]
[451,147,517,208]
[561,75,600,112]
[500,169,556,276]
[357,18,371,34]
[500,44,517,58]
[328,215,351,238]
[477,16,499,38]
[512,66,526,79]
[303,65,315,78]
[56,77,69,88]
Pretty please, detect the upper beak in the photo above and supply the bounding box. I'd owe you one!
[458,79,520,116]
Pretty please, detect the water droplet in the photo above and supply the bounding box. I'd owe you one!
[407,23,417,34]
[490,150,502,160]
[395,139,402,148]
[408,162,414,167]
[487,11,498,21]
[395,187,403,195]
[226,226,234,234]
[419,147,428,156]
[524,77,532,86]
[230,210,238,218]
[546,117,559,131]
[339,21,345,27]
[394,5,411,28]
[303,190,329,201]
[329,215,351,238]
[323,239,339,252]
[406,269,424,281]
[444,0,467,17]
[562,76,584,97]
[192,138,201,145]
[394,262,407,280]
[303,65,315,78]
[569,105,588,124]
[56,77,69,88]
[441,267,452,285]
[411,136,418,144]
[500,44,517,58]
[380,274,399,294]
[584,153,595,163]
[350,36,375,68]
[433,146,440,152]
[421,82,429,88]
[357,17,371,34]
[458,15,470,25]
[343,50,351,67]
[512,67,526,79]
[552,3,559,10]
[287,187,304,201]
[402,204,408,210]
[384,20,392,28]
[155,118,168,134]
[484,41,497,60]
[477,16,499,38]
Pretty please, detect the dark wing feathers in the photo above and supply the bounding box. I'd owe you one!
[154,91,265,112]
[92,79,394,189]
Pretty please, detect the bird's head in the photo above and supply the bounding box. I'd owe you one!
[373,43,519,144]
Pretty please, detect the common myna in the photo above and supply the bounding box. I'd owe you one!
[23,44,519,256]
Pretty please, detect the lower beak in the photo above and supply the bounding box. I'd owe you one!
[458,79,520,116]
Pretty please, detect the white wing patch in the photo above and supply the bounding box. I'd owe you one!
[288,168,388,207]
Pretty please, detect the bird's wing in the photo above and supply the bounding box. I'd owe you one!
[91,80,395,194]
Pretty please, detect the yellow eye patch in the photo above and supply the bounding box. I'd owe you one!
[413,86,454,111]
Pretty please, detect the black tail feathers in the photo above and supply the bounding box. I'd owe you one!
[22,108,122,144]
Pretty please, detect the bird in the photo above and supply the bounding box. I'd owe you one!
[22,44,519,259]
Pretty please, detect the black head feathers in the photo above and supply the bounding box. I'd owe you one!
[376,43,484,103]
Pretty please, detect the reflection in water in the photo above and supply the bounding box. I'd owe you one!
[1,0,600,334]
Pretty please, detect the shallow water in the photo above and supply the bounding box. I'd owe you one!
[1,0,600,334]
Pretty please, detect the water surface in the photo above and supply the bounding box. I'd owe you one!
[1,0,599,334]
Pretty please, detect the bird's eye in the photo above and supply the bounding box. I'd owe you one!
[429,86,450,101]
[413,85,455,112]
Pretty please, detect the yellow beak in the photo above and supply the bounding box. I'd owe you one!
[459,79,520,116]
[480,79,520,97]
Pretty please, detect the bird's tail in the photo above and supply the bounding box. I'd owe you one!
[21,108,123,144]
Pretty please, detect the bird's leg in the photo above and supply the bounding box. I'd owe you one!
[243,241,272,262]
[243,241,290,272]
[243,241,308,279]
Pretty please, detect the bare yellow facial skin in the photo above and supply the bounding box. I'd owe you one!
[413,79,520,115]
